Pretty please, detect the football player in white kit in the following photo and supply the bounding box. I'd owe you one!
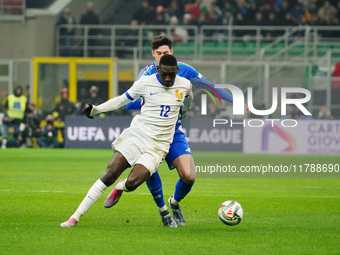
[60,54,192,227]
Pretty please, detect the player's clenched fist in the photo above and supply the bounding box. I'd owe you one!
[82,104,94,119]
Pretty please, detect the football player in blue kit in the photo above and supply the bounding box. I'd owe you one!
[105,35,250,227]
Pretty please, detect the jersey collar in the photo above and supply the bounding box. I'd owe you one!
[156,73,176,87]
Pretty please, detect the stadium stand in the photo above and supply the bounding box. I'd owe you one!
[1,0,340,149]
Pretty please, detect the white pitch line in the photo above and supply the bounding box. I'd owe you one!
[0,190,339,199]
[164,182,340,190]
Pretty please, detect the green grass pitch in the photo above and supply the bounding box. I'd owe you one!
[0,149,339,254]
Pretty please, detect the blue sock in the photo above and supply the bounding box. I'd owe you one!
[174,179,194,203]
[146,171,165,208]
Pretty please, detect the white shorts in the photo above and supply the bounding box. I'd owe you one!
[112,126,168,175]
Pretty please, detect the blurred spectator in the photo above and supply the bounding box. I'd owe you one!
[77,87,89,106]
[4,85,28,126]
[207,1,223,23]
[53,88,76,121]
[236,0,248,17]
[87,86,104,106]
[264,12,281,37]
[298,0,314,9]
[168,0,184,19]
[36,115,63,148]
[259,2,273,22]
[154,13,167,27]
[281,12,295,26]
[0,114,20,149]
[197,12,209,28]
[305,2,318,22]
[309,11,322,25]
[179,13,196,39]
[288,105,302,119]
[291,3,306,24]
[80,2,101,57]
[251,12,267,36]
[170,15,190,43]
[186,0,202,23]
[318,1,337,24]
[52,88,76,147]
[246,1,259,22]
[155,5,170,23]
[276,0,290,21]
[221,10,234,27]
[331,62,340,109]
[209,11,222,26]
[234,12,248,37]
[260,0,276,9]
[56,7,77,56]
[297,15,310,36]
[336,0,340,14]
[133,0,155,25]
[152,5,168,35]
[116,20,139,59]
[23,103,42,148]
[0,90,9,112]
[206,102,223,118]
[318,105,332,119]
[189,109,196,118]
[221,0,236,14]
[274,0,284,10]
[207,3,224,41]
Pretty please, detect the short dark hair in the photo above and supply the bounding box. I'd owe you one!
[159,54,177,66]
[151,35,173,50]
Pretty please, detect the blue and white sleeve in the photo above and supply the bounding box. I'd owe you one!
[190,77,233,103]
[126,98,142,110]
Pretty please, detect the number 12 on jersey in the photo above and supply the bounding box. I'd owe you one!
[160,105,170,117]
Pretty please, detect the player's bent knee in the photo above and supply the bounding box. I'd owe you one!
[100,167,122,186]
[124,179,139,191]
[125,172,149,191]
[181,172,196,184]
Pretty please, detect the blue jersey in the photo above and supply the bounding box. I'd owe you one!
[137,61,200,81]
[127,61,234,129]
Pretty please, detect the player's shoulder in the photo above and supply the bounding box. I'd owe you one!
[137,62,157,79]
[176,75,190,82]
[177,61,195,70]
[177,61,202,79]
[135,73,158,84]
[175,75,192,87]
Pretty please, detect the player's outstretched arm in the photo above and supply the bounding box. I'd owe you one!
[83,93,133,119]
[190,77,233,103]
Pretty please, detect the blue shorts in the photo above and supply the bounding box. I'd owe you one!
[165,128,192,170]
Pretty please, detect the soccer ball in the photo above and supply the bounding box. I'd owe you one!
[218,200,243,226]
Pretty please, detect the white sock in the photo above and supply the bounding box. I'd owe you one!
[115,179,130,192]
[171,196,179,205]
[158,205,168,213]
[71,179,107,221]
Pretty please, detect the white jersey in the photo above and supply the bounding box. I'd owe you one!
[93,73,192,173]
[125,73,191,145]
[91,73,191,172]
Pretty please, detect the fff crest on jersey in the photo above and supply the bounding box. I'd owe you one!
[175,89,184,102]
